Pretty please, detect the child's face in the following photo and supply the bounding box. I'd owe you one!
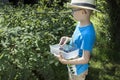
[72,8,90,21]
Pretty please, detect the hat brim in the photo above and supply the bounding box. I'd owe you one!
[67,3,100,12]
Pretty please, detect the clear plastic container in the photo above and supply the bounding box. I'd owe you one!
[49,44,61,56]
[49,44,79,59]
[61,49,79,60]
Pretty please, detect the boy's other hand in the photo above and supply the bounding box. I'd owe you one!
[59,36,70,47]
[55,53,69,64]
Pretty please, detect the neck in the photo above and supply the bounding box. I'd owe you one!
[79,19,91,26]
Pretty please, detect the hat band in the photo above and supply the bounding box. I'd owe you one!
[72,3,96,9]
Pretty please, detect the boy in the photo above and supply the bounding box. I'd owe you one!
[56,0,99,80]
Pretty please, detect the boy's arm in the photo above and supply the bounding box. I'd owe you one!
[56,50,90,65]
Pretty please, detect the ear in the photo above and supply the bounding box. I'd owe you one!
[81,10,87,14]
[81,10,85,14]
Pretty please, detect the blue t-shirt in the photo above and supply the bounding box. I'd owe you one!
[67,22,96,75]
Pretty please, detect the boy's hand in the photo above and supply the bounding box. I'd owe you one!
[55,54,69,64]
[59,36,70,47]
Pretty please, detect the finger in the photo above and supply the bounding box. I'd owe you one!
[59,37,63,45]
[61,37,69,46]
[59,37,66,45]
[54,54,61,58]
[58,53,63,58]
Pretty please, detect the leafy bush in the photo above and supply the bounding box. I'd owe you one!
[0,4,75,80]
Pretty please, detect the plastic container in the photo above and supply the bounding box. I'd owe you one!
[49,44,60,56]
[61,49,79,60]
[49,44,79,59]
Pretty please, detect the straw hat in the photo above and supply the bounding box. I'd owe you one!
[68,0,100,12]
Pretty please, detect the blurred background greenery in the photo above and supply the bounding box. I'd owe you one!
[0,0,120,80]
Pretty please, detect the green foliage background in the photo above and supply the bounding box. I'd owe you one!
[0,0,120,80]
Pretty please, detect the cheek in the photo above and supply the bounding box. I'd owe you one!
[73,12,82,20]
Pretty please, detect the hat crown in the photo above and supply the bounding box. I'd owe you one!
[68,0,100,12]
[71,0,95,5]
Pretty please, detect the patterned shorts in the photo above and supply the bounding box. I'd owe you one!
[69,70,88,80]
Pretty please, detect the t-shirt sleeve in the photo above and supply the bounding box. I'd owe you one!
[80,34,95,52]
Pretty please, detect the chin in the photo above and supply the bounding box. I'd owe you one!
[74,18,80,21]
